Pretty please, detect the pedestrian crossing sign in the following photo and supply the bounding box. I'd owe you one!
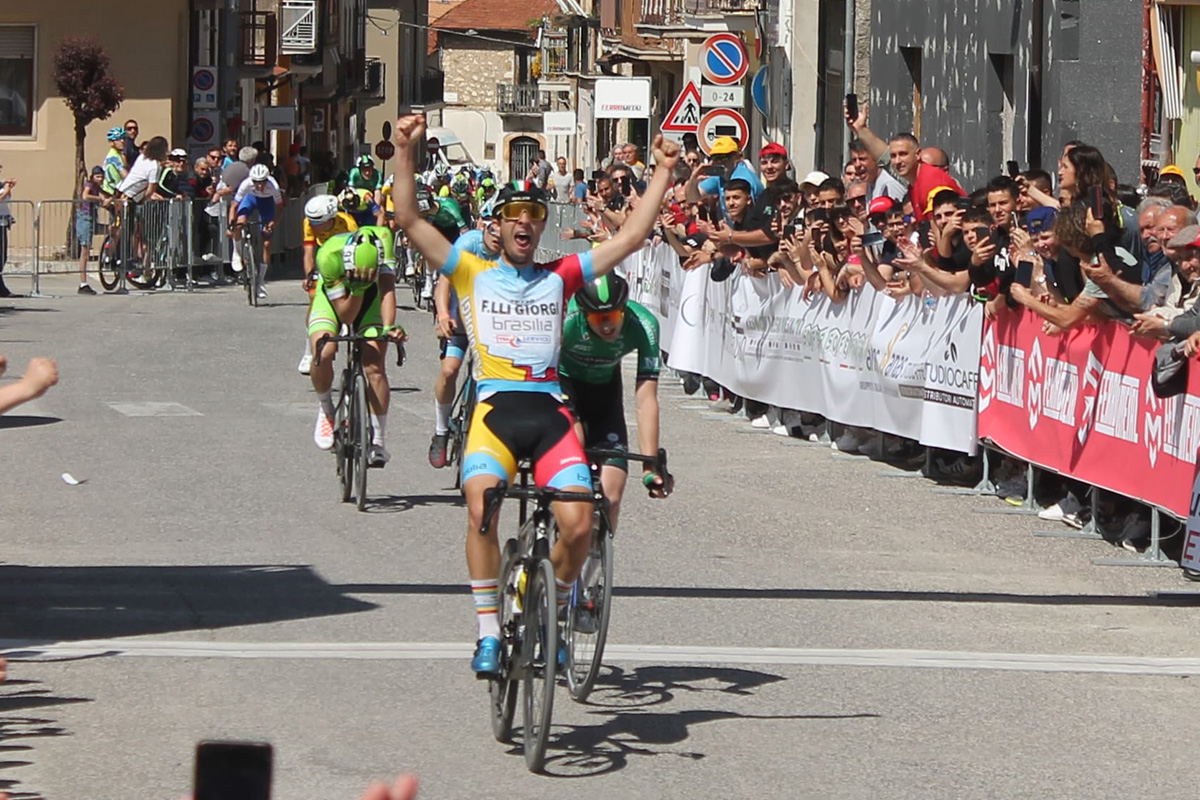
[661,82,702,134]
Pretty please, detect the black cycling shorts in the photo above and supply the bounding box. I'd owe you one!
[560,373,628,470]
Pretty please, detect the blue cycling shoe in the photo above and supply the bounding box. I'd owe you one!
[557,633,568,671]
[472,636,502,677]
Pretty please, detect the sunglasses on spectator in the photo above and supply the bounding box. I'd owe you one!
[498,201,547,221]
[1193,168,1200,176]
[125,126,138,132]
[586,309,624,328]
[847,196,868,206]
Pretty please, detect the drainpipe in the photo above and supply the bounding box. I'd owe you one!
[1141,0,1155,165]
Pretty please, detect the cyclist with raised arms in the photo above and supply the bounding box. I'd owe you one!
[307,226,407,467]
[560,272,671,533]
[391,113,680,676]
[297,195,358,375]
[429,214,502,468]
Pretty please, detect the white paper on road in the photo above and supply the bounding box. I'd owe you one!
[627,243,981,454]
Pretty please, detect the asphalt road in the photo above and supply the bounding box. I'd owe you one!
[3,272,1200,799]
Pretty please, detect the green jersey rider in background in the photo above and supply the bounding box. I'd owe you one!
[414,187,469,302]
[558,272,671,535]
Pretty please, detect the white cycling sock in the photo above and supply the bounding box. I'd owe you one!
[257,262,268,284]
[472,579,501,640]
[434,400,453,435]
[555,577,572,612]
[317,390,335,420]
[371,413,387,446]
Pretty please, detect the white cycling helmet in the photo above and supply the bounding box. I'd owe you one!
[249,164,270,182]
[304,194,339,225]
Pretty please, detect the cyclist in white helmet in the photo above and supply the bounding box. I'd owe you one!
[233,163,284,298]
[296,194,359,374]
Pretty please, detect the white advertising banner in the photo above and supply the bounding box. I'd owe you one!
[593,77,652,119]
[627,243,981,454]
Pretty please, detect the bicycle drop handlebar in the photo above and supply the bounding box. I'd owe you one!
[313,327,407,368]
[479,481,595,536]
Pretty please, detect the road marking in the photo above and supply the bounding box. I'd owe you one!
[107,402,202,417]
[4,639,1200,677]
[262,402,317,418]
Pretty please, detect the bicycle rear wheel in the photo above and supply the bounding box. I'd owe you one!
[521,556,557,772]
[337,372,354,503]
[566,529,613,702]
[98,236,120,290]
[490,538,520,743]
[353,370,371,511]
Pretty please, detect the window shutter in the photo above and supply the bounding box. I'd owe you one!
[0,26,34,59]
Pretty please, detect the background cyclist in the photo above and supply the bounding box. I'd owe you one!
[232,163,284,298]
[307,227,406,467]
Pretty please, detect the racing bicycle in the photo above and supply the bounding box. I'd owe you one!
[481,468,593,773]
[237,216,265,307]
[447,365,476,490]
[315,327,405,511]
[564,447,671,702]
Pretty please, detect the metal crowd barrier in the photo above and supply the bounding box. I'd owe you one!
[0,200,38,294]
[536,201,590,260]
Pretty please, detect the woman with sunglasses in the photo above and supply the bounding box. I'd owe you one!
[391,113,681,677]
[559,272,671,536]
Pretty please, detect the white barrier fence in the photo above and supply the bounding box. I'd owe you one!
[621,242,983,455]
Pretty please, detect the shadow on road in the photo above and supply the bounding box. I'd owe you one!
[521,665,878,777]
[0,677,90,799]
[363,493,466,514]
[0,564,377,643]
[0,417,61,430]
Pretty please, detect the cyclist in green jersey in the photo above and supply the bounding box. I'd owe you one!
[307,226,407,466]
[414,187,469,302]
[559,272,672,532]
[348,155,384,204]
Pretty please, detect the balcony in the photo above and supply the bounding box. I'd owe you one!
[685,0,760,12]
[496,83,550,114]
[239,10,279,75]
[540,34,567,80]
[416,68,444,106]
[352,56,384,101]
[280,0,318,55]
[638,0,759,35]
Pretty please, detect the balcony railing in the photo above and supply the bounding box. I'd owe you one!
[496,83,550,114]
[280,0,318,55]
[239,10,279,69]
[640,0,683,26]
[541,35,567,79]
[355,56,383,98]
[684,0,760,13]
[416,68,444,105]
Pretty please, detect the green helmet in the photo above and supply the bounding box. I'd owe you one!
[341,229,386,276]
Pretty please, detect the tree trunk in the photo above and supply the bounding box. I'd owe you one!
[66,115,86,256]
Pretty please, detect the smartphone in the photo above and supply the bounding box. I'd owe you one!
[1006,160,1020,178]
[974,225,991,243]
[1014,260,1034,288]
[783,223,797,239]
[587,179,597,194]
[862,231,884,248]
[619,175,632,195]
[697,204,710,222]
[194,741,273,800]
[1092,185,1104,219]
[416,197,431,213]
[845,93,859,121]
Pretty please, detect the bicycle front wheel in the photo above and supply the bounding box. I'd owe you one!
[243,237,258,306]
[490,538,520,743]
[521,556,557,773]
[353,370,371,511]
[566,529,613,702]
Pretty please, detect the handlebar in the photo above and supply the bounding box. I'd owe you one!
[587,447,673,496]
[478,480,595,536]
[313,326,406,368]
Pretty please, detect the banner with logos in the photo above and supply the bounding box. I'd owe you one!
[977,309,1200,518]
[625,243,981,453]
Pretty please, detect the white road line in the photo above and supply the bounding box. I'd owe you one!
[107,401,202,417]
[4,639,1200,677]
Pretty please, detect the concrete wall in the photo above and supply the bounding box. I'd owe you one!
[787,0,821,172]
[1176,7,1200,197]
[0,2,189,203]
[868,0,1143,188]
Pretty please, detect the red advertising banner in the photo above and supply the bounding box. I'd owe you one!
[978,309,1200,518]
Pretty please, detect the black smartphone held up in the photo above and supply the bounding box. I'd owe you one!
[1014,260,1034,288]
[974,225,992,243]
[783,223,797,239]
[587,179,597,194]
[845,93,859,122]
[1006,160,1020,178]
[619,175,632,195]
[194,741,273,800]
[1092,185,1104,220]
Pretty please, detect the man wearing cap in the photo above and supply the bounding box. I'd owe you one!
[849,138,906,206]
[1159,164,1187,187]
[687,136,763,224]
[157,148,190,198]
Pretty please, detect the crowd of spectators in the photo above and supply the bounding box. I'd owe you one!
[557,105,1200,574]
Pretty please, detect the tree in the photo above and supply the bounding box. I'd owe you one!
[52,36,124,200]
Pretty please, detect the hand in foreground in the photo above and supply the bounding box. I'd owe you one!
[435,314,457,339]
[650,135,681,171]
[1185,330,1200,358]
[644,471,673,499]
[360,775,419,800]
[393,114,427,152]
[22,357,58,398]
[1130,312,1170,341]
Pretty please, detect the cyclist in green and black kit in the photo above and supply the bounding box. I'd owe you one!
[307,226,407,466]
[414,186,468,303]
[559,272,672,533]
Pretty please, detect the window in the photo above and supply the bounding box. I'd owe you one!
[902,46,922,142]
[0,25,35,137]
